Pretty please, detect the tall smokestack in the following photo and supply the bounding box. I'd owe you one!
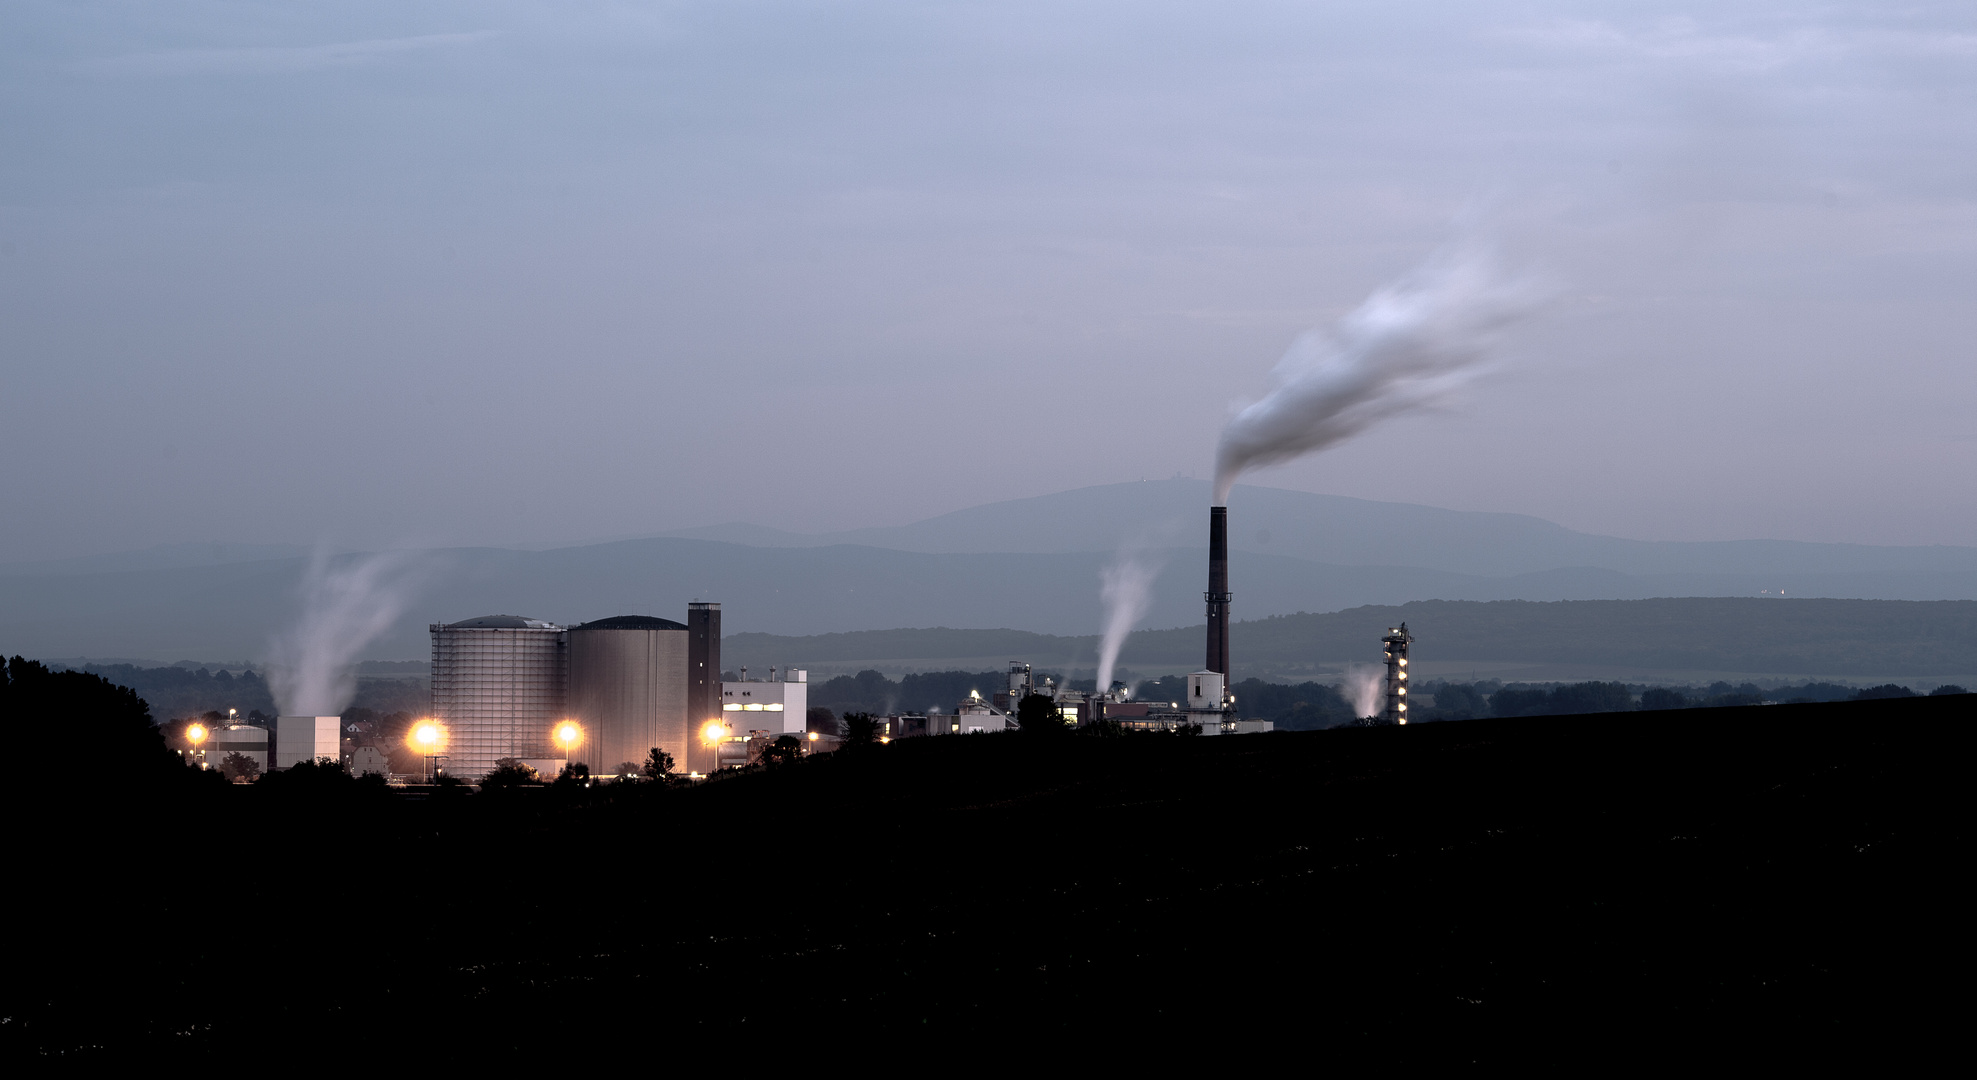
[1206,506,1231,676]
[687,602,721,775]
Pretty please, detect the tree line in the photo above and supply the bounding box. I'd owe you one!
[1415,678,1968,721]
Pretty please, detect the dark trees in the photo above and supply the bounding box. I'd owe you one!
[643,747,677,781]
[1423,682,1491,721]
[758,734,804,767]
[1016,693,1064,734]
[805,707,839,735]
[1226,678,1358,730]
[1,656,182,780]
[218,752,262,782]
[840,712,881,749]
[482,759,543,789]
[255,757,355,792]
[1491,681,1636,718]
[1639,687,1688,711]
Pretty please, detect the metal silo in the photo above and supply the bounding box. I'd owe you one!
[430,615,567,780]
[568,615,690,776]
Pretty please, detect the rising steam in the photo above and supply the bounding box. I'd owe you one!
[267,550,426,716]
[1343,663,1383,720]
[1213,246,1540,504]
[1094,550,1163,697]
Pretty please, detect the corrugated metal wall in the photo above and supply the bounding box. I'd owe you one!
[430,624,566,780]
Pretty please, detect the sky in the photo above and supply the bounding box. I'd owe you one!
[3,1,1974,563]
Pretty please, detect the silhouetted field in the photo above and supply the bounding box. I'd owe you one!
[7,695,1965,1065]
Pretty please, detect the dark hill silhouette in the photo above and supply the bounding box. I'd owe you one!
[7,684,1960,1066]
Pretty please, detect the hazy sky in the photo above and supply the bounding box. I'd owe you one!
[4,1,1974,563]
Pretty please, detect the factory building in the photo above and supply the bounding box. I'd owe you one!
[720,669,808,735]
[569,615,690,775]
[707,669,807,769]
[430,615,569,781]
[274,716,341,769]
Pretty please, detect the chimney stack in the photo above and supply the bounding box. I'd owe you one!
[687,602,721,774]
[1206,506,1231,676]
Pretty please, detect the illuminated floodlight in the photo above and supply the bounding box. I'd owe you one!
[411,721,446,750]
[703,721,729,742]
[186,723,209,746]
[808,732,819,741]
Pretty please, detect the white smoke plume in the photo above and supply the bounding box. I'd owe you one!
[1212,245,1541,504]
[1094,550,1163,697]
[267,549,427,716]
[1343,663,1384,720]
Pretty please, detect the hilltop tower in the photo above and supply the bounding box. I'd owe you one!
[1382,623,1413,725]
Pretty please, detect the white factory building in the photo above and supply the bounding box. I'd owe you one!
[719,669,807,735]
[711,670,808,769]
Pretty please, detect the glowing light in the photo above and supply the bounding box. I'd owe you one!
[722,703,742,711]
[807,732,819,741]
[555,722,582,749]
[743,703,764,711]
[1398,658,1407,667]
[186,723,209,746]
[765,703,783,711]
[703,721,729,742]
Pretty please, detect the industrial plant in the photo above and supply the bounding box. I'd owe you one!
[419,603,787,778]
[199,505,1447,781]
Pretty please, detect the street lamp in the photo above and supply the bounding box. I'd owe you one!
[555,721,582,773]
[410,719,445,783]
[186,722,209,769]
[702,720,729,774]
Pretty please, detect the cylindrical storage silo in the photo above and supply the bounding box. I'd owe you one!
[430,615,567,781]
[568,615,690,776]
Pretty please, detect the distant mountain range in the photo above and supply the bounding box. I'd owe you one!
[720,598,1977,684]
[4,479,1976,666]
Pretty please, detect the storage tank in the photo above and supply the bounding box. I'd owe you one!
[430,615,567,781]
[568,615,690,775]
[206,724,270,774]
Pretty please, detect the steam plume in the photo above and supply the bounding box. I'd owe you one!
[1213,246,1539,504]
[267,550,426,716]
[1343,663,1383,721]
[1094,551,1162,697]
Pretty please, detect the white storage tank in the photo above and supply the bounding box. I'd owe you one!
[430,615,567,781]
[207,723,270,774]
[568,615,690,775]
